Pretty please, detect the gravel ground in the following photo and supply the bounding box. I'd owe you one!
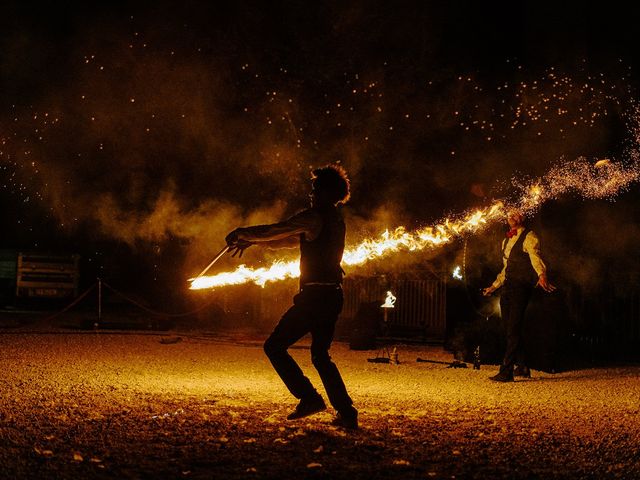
[0,328,639,479]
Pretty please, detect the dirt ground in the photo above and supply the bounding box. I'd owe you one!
[0,327,639,479]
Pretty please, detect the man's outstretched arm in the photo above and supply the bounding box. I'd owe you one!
[225,210,322,255]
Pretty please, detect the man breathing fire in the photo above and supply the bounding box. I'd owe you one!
[483,209,555,382]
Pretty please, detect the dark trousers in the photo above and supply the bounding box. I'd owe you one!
[263,286,353,413]
[499,282,533,374]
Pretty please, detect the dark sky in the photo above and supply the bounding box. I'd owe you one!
[1,1,639,291]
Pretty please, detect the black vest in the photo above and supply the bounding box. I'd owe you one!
[299,206,345,286]
[504,228,538,286]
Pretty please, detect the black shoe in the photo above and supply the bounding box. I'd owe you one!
[514,365,531,378]
[489,371,514,382]
[331,407,358,429]
[286,395,326,420]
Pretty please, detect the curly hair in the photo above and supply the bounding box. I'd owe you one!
[311,165,351,205]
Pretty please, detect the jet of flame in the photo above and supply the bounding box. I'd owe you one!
[189,202,504,290]
[190,157,639,290]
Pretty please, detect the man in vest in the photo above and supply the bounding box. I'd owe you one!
[483,209,555,382]
[225,165,358,428]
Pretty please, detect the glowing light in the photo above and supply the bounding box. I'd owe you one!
[381,291,396,309]
[452,266,463,280]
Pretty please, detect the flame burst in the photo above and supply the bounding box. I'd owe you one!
[190,157,639,290]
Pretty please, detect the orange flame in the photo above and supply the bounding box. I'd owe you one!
[452,266,463,280]
[381,291,397,308]
[189,202,505,290]
[190,158,639,290]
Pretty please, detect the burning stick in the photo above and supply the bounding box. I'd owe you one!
[191,245,230,280]
[367,291,399,364]
[380,290,396,325]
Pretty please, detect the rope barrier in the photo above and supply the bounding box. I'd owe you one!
[3,280,219,325]
[101,281,219,318]
[40,283,97,322]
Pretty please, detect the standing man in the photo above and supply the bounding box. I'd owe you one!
[483,209,555,382]
[225,165,358,428]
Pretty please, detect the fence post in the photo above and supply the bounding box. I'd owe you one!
[96,277,102,328]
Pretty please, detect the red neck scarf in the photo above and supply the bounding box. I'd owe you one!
[506,228,519,238]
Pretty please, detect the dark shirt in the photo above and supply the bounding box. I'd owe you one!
[235,205,346,285]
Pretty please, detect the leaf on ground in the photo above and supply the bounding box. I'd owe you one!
[307,462,323,468]
[72,452,83,462]
[393,459,410,466]
[34,447,53,457]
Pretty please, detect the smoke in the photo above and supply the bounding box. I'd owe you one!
[1,4,639,294]
[541,193,640,294]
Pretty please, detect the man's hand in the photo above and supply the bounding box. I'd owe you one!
[225,229,253,258]
[536,273,556,293]
[482,285,497,296]
[229,239,253,258]
[225,228,243,247]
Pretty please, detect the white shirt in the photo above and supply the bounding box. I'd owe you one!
[491,227,547,289]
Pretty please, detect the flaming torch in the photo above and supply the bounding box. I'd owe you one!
[366,290,398,364]
[380,289,396,325]
[452,266,463,280]
[380,290,396,309]
[380,290,397,358]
